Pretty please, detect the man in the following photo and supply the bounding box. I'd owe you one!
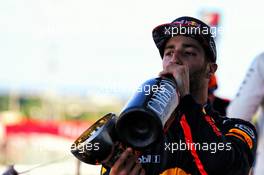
[101,16,257,175]
[227,53,264,175]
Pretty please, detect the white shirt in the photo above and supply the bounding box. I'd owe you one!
[227,53,264,175]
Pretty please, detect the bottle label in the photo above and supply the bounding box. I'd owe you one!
[147,79,178,126]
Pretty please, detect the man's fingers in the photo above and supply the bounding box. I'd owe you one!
[116,148,132,166]
[140,168,146,175]
[123,154,137,172]
[159,64,183,77]
[159,70,171,77]
[109,148,146,175]
[130,163,143,175]
[110,148,132,174]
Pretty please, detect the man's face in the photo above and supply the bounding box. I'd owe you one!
[162,35,209,90]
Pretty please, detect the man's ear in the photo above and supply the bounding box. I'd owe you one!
[206,63,218,79]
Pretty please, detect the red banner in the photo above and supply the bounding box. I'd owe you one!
[4,119,92,140]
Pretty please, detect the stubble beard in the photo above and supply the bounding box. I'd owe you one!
[189,63,207,94]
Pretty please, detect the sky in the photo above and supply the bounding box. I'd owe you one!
[0,0,264,99]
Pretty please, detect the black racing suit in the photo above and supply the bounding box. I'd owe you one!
[209,95,230,116]
[101,95,257,175]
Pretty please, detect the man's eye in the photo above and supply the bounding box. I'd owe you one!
[184,51,196,56]
[165,51,174,56]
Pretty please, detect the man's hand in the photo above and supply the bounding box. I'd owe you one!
[110,148,145,175]
[159,63,190,97]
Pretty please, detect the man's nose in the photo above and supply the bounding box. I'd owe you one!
[171,50,183,64]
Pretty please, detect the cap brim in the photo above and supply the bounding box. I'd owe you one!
[152,23,216,62]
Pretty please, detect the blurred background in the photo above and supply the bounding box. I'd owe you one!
[0,0,264,174]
